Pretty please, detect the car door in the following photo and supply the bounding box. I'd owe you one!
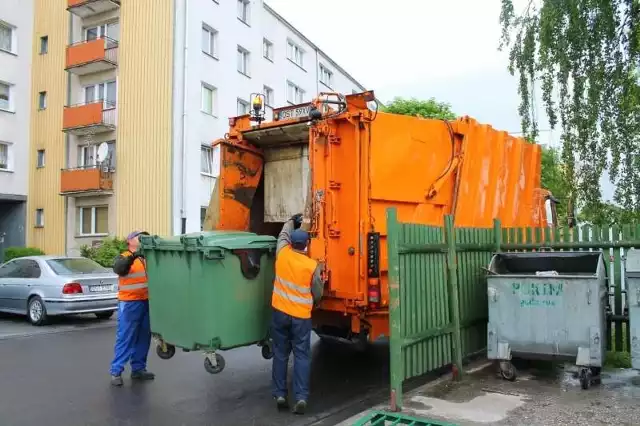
[12,260,43,311]
[0,260,29,312]
[0,260,22,312]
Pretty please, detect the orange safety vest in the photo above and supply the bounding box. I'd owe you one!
[118,250,149,301]
[271,246,317,319]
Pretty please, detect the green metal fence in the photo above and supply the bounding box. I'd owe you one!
[386,208,640,411]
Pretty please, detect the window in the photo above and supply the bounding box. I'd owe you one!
[35,209,44,227]
[0,21,15,54]
[237,98,249,115]
[84,81,116,108]
[38,91,47,110]
[200,207,208,231]
[287,40,304,68]
[40,36,48,54]
[202,25,218,58]
[201,145,215,175]
[0,260,22,278]
[319,64,333,88]
[0,260,41,279]
[0,81,11,111]
[77,142,115,168]
[201,83,217,115]
[286,81,305,104]
[78,206,109,235]
[237,46,250,76]
[263,38,273,61]
[263,86,274,106]
[37,149,45,168]
[237,0,250,24]
[47,258,108,275]
[85,22,120,41]
[0,142,8,170]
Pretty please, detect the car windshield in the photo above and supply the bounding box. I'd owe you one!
[46,258,109,275]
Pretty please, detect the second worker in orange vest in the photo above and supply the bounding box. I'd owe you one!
[271,213,324,415]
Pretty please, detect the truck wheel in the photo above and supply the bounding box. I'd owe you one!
[580,368,592,390]
[261,342,274,360]
[204,353,225,374]
[156,342,176,360]
[499,361,517,381]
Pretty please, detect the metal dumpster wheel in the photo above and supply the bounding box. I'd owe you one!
[156,342,176,360]
[499,361,517,381]
[204,353,225,374]
[580,368,593,390]
[261,342,274,360]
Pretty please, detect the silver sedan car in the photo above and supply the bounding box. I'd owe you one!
[0,255,118,325]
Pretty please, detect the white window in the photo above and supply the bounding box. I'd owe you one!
[286,81,305,104]
[202,25,218,58]
[237,46,250,76]
[201,83,217,115]
[237,98,249,115]
[0,82,11,111]
[78,206,109,235]
[287,40,304,68]
[0,142,9,170]
[35,209,44,227]
[0,21,15,54]
[78,142,115,168]
[201,145,215,175]
[38,91,47,110]
[263,38,273,61]
[37,150,45,168]
[237,0,250,24]
[84,80,117,108]
[263,86,274,106]
[319,64,333,88]
[84,22,120,41]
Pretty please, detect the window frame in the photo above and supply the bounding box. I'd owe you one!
[40,36,48,54]
[83,80,117,108]
[201,24,218,59]
[38,91,47,110]
[263,85,274,107]
[84,21,119,42]
[35,209,44,228]
[263,38,273,61]
[237,98,250,116]
[237,0,251,25]
[0,141,10,171]
[237,45,250,77]
[36,149,45,168]
[287,40,305,69]
[0,81,13,112]
[77,205,109,236]
[200,83,217,116]
[200,145,215,176]
[319,63,333,89]
[0,21,16,55]
[286,80,305,105]
[77,141,115,169]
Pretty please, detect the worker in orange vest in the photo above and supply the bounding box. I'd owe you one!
[109,230,155,386]
[271,214,324,414]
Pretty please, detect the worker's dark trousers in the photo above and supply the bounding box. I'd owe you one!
[271,308,312,402]
[110,300,151,376]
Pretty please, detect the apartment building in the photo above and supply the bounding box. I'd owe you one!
[0,0,33,257]
[28,0,365,255]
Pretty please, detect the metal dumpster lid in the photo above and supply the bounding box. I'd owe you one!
[489,251,603,275]
[626,248,640,274]
[140,231,276,250]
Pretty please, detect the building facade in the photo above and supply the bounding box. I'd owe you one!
[28,0,365,255]
[0,0,33,258]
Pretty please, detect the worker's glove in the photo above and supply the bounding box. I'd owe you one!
[290,213,303,229]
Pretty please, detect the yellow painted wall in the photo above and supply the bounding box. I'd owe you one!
[115,0,174,237]
[27,0,68,253]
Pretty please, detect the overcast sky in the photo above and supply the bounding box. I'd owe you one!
[266,0,614,200]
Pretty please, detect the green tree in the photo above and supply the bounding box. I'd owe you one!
[499,0,640,212]
[540,145,571,223]
[382,97,457,120]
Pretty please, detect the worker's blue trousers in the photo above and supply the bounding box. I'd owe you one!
[271,308,312,402]
[110,300,151,376]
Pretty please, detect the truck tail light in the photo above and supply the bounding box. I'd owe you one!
[62,282,83,294]
[367,232,381,309]
[368,279,380,309]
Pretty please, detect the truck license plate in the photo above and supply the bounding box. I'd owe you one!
[90,285,112,293]
[277,105,311,120]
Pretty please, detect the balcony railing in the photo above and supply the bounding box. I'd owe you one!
[63,100,116,135]
[60,166,114,196]
[67,0,121,19]
[66,37,118,75]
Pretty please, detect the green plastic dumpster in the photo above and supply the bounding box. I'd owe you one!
[139,231,277,374]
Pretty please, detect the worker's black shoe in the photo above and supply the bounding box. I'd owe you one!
[293,400,307,415]
[275,396,288,410]
[110,375,123,387]
[131,370,155,381]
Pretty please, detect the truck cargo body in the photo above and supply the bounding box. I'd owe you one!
[205,91,553,342]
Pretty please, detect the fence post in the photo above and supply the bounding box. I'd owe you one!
[493,219,502,252]
[386,208,403,411]
[444,215,463,379]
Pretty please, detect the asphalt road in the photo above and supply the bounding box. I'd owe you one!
[0,314,390,426]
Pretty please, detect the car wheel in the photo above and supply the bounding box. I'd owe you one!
[95,311,114,320]
[27,296,48,326]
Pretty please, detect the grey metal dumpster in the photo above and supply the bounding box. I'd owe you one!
[486,251,607,389]
[625,248,640,370]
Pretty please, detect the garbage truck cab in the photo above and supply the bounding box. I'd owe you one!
[203,90,558,345]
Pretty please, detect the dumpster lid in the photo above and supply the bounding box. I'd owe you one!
[626,248,640,274]
[489,251,603,276]
[140,231,276,250]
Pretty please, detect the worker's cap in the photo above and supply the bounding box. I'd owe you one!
[126,230,149,241]
[291,229,310,249]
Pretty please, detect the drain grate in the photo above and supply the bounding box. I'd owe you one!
[351,410,459,426]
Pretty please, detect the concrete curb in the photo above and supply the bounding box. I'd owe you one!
[0,320,116,341]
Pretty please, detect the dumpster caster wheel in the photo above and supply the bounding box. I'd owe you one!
[204,353,225,374]
[156,342,176,360]
[580,368,592,390]
[261,343,274,360]
[499,361,517,381]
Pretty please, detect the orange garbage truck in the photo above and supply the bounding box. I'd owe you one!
[204,90,557,345]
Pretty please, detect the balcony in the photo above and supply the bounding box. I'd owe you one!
[60,166,114,196]
[67,0,120,18]
[66,37,118,75]
[63,100,116,135]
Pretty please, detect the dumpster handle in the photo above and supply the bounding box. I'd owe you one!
[203,249,224,260]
